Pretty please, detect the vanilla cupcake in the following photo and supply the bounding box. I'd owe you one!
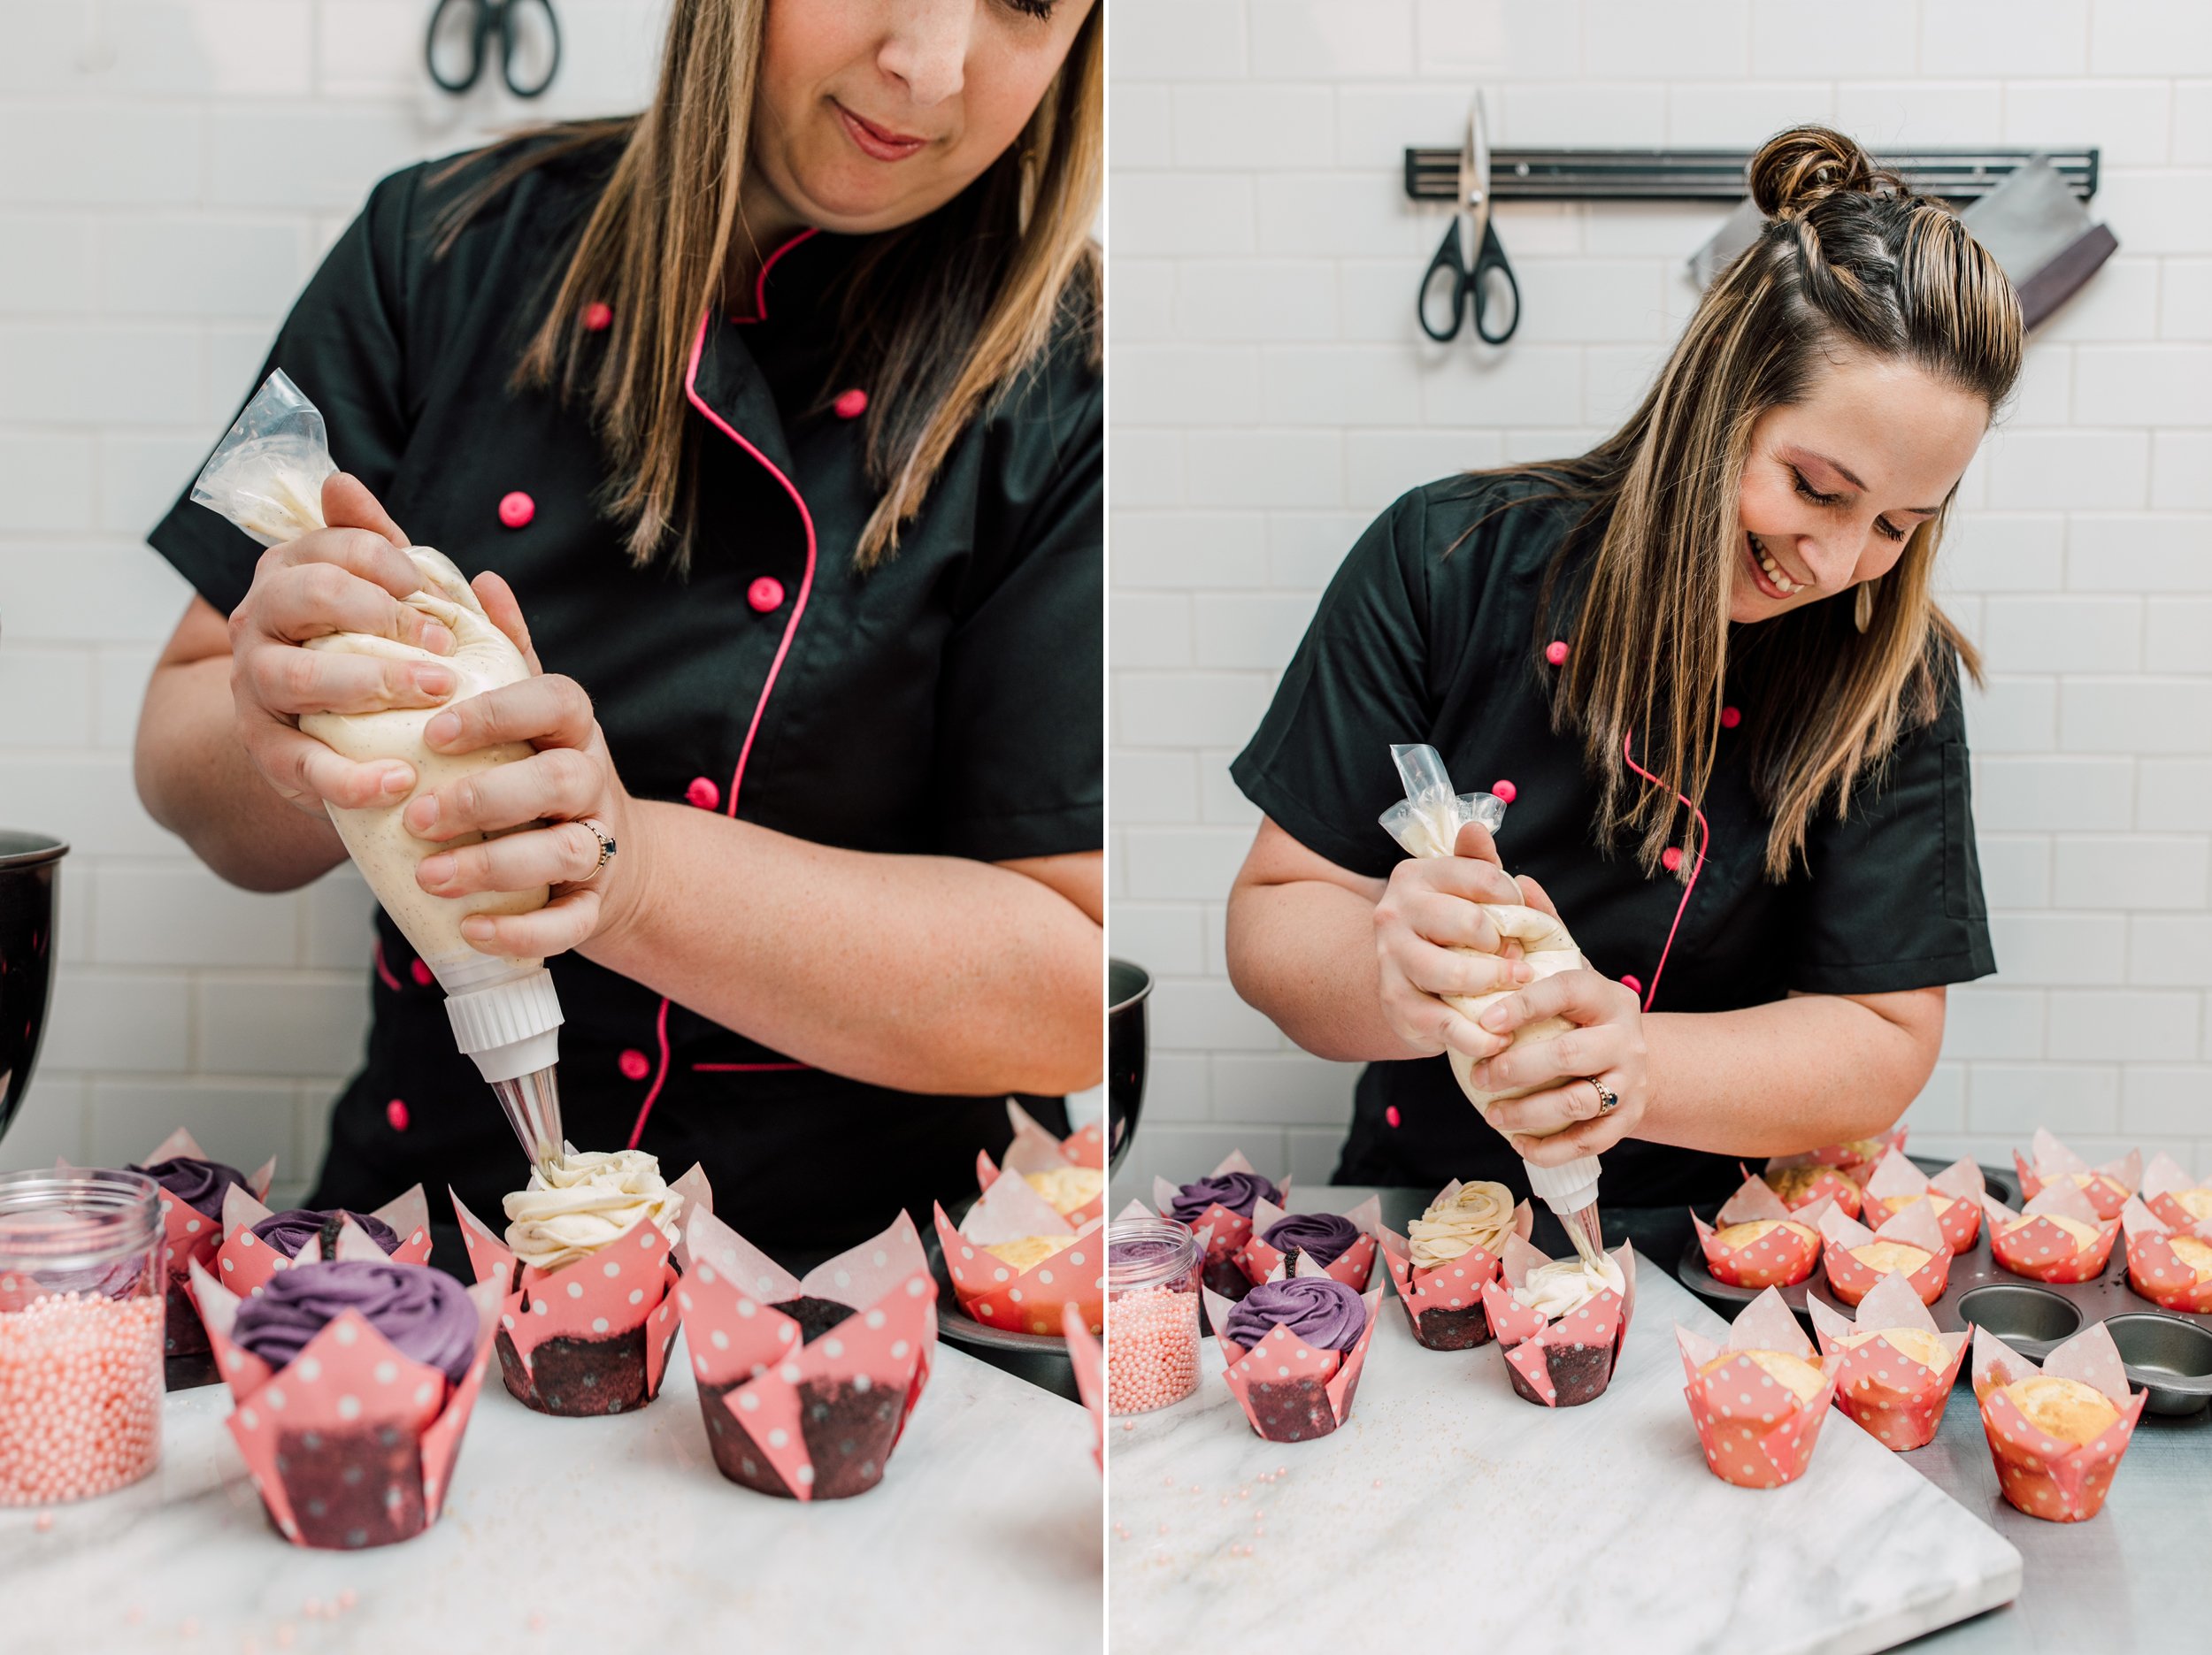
[1999,1212,2102,1252]
[1697,1347,1827,1407]
[1851,1240,1933,1276]
[982,1233,1078,1271]
[1838,1326,1953,1370]
[1023,1165,1104,1217]
[2001,1375,2119,1446]
[1715,1218,1818,1253]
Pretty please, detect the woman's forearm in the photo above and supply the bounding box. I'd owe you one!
[135,655,350,893]
[1225,878,1411,1062]
[582,801,1102,1097]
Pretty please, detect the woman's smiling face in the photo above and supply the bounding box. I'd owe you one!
[1731,349,1989,624]
[749,0,1094,236]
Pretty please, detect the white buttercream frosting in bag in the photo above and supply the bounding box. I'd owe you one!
[503,1149,683,1272]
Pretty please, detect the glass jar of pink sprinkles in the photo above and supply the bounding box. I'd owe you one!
[1107,1215,1202,1415]
[0,1167,166,1505]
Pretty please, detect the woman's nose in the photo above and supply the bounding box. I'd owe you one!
[879,0,971,106]
[1798,533,1863,594]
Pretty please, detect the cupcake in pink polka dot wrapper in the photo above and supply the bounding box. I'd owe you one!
[1970,1322,2145,1523]
[1676,1287,1839,1490]
[1806,1269,1970,1452]
[447,1151,693,1417]
[2012,1129,2139,1222]
[1479,1235,1636,1407]
[188,1225,503,1549]
[673,1197,934,1500]
[2119,1195,2212,1314]
[1379,1178,1531,1351]
[1152,1152,1286,1301]
[1798,1124,1909,1189]
[212,1182,431,1299]
[1692,1172,1832,1291]
[977,1099,1108,1230]
[933,1165,1104,1337]
[2139,1151,2212,1232]
[1816,1193,1953,1308]
[1980,1179,2121,1284]
[1857,1147,1986,1253]
[1756,1153,1864,1222]
[111,1128,275,1366]
[1202,1276,1382,1444]
[1234,1195,1381,1294]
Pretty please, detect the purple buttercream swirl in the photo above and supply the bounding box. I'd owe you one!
[1166,1170,1282,1223]
[230,1260,480,1386]
[1261,1211,1361,1267]
[250,1207,402,1260]
[133,1155,250,1220]
[1224,1277,1368,1352]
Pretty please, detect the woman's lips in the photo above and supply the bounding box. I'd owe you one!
[834,102,928,162]
[1743,532,1805,600]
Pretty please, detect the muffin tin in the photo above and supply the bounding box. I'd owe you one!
[1674,1157,2212,1416]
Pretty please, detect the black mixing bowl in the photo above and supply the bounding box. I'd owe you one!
[0,832,66,1145]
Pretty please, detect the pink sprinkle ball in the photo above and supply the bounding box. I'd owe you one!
[1108,1285,1200,1414]
[0,1292,164,1506]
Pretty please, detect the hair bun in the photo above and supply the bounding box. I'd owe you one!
[1748,126,1897,218]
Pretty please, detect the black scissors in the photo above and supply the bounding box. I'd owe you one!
[426,0,562,99]
[1417,95,1520,344]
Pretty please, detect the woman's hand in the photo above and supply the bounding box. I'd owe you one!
[226,474,459,815]
[1468,969,1654,1164]
[1372,820,1553,1062]
[403,572,644,961]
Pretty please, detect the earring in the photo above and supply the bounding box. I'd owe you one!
[1854,578,1877,633]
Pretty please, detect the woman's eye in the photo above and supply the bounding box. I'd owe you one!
[1788,466,1839,507]
[1874,517,1908,543]
[1000,0,1057,17]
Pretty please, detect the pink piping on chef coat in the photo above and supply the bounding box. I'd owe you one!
[621,308,824,1153]
[372,939,403,992]
[1622,732,1709,1014]
[733,226,819,324]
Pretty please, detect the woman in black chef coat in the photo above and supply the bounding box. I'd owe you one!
[1225,129,2020,1226]
[134,1,1102,1266]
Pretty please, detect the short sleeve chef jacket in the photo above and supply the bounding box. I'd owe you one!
[1230,473,1994,1209]
[146,142,1102,1260]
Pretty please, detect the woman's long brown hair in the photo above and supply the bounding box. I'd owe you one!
[1502,126,2021,880]
[435,0,1102,571]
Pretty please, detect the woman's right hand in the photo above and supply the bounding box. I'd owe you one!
[226,472,459,816]
[1372,820,1555,1061]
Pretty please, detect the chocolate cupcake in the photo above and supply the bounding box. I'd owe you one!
[1480,1239,1637,1408]
[133,1147,260,1369]
[1157,1159,1284,1302]
[1217,1278,1372,1443]
[698,1297,908,1500]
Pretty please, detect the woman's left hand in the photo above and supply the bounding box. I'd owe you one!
[1463,969,1654,1165]
[403,571,643,958]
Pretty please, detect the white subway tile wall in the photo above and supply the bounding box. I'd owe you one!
[1109,0,2212,1203]
[0,0,675,1199]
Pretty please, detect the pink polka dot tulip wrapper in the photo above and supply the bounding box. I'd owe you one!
[2140,1150,2212,1233]
[1064,1302,1104,1469]
[1479,1235,1637,1408]
[1979,1181,2122,1285]
[1970,1323,2146,1523]
[976,1098,1107,1229]
[1816,1197,1954,1308]
[1781,1124,1907,1188]
[96,1127,274,1360]
[2119,1197,2212,1314]
[673,1195,935,1500]
[188,1241,503,1549]
[2013,1129,2139,1222]
[449,1176,687,1418]
[1201,1281,1383,1444]
[1858,1148,1987,1253]
[1806,1270,1970,1452]
[1233,1193,1382,1295]
[1376,1193,1532,1352]
[214,1182,431,1298]
[1676,1289,1840,1490]
[1692,1174,1834,1290]
[1753,1157,1863,1222]
[933,1170,1104,1337]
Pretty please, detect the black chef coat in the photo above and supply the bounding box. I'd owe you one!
[147,140,1101,1263]
[1231,473,1993,1210]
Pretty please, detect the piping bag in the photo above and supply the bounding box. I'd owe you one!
[189,371,563,1167]
[1380,743,1606,1265]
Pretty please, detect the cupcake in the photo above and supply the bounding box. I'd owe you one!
[1234,1195,1381,1292]
[1816,1198,1952,1307]
[120,1128,276,1365]
[1379,1179,1532,1350]
[189,1241,499,1550]
[1479,1236,1636,1407]
[1778,1127,1906,1187]
[935,1164,1104,1337]
[2012,1130,2139,1221]
[1676,1287,1839,1489]
[976,1100,1108,1230]
[1203,1276,1381,1444]
[2120,1196,2212,1314]
[213,1183,434,1299]
[1692,1173,1829,1289]
[1154,1153,1286,1301]
[1982,1182,2120,1284]
[1758,1158,1863,1222]
[676,1199,935,1500]
[1970,1324,2145,1522]
[1807,1272,1970,1451]
[2138,1151,2212,1231]
[449,1149,687,1416]
[1858,1148,1985,1252]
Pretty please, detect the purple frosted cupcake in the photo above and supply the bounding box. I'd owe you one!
[1221,1278,1367,1442]
[1168,1170,1282,1302]
[134,1153,251,1361]
[1260,1212,1362,1268]
[250,1207,402,1259]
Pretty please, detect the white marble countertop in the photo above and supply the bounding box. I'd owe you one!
[1110,1193,2022,1655]
[0,1333,1101,1655]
